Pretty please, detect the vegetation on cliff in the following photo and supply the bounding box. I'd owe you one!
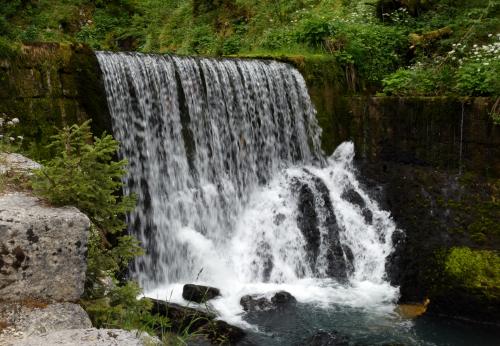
[1,0,498,96]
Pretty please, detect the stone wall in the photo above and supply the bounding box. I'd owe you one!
[0,43,110,159]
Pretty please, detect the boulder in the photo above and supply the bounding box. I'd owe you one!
[182,284,221,303]
[240,291,296,312]
[0,192,90,302]
[0,153,41,176]
[10,328,160,346]
[0,302,92,344]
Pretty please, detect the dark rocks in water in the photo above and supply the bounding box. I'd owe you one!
[296,182,321,264]
[182,284,221,303]
[197,320,246,344]
[240,291,297,312]
[294,171,354,282]
[147,298,246,344]
[300,330,350,346]
[271,290,297,306]
[341,185,373,224]
[148,298,215,333]
[341,188,365,209]
[240,294,273,312]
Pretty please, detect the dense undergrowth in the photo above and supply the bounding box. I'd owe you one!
[1,0,499,96]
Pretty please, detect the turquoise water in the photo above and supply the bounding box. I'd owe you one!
[241,303,500,345]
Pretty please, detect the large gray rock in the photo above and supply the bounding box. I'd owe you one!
[0,192,90,302]
[0,302,92,344]
[9,328,160,346]
[0,153,41,176]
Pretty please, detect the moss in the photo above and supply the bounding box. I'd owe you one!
[444,247,500,300]
[0,43,111,160]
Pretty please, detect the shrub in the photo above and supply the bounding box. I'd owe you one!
[222,36,241,55]
[30,121,154,331]
[295,17,335,48]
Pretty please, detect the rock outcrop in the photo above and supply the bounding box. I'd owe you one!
[0,192,90,302]
[0,302,92,345]
[10,328,160,346]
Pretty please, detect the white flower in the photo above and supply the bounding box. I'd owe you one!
[11,118,19,124]
[17,136,24,140]
[9,137,14,141]
[0,135,3,139]
[6,121,13,126]
[489,34,493,37]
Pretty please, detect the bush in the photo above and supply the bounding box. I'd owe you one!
[31,121,155,331]
[295,17,335,48]
[222,36,241,55]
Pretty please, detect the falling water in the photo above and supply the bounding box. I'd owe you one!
[96,51,398,318]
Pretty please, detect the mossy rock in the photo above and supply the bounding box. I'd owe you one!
[426,247,500,324]
[0,43,111,160]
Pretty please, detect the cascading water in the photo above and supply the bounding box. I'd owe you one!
[96,52,500,346]
[97,50,398,329]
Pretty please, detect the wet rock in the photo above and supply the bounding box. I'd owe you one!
[341,187,365,209]
[240,294,273,312]
[300,330,350,346]
[182,284,221,303]
[240,291,296,312]
[294,171,353,282]
[147,298,245,344]
[148,298,216,333]
[197,320,246,344]
[0,192,90,302]
[271,290,297,306]
[296,182,321,264]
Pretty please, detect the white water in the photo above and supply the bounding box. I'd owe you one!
[96,52,399,327]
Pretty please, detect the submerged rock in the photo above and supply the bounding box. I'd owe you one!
[182,284,221,303]
[300,330,350,346]
[240,291,297,312]
[0,192,90,302]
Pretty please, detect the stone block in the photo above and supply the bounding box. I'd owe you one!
[0,192,90,302]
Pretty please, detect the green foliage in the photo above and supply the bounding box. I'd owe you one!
[295,17,335,47]
[29,121,161,332]
[444,247,500,299]
[81,281,171,333]
[1,0,499,94]
[31,120,134,234]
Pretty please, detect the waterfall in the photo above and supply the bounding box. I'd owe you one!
[96,52,398,308]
